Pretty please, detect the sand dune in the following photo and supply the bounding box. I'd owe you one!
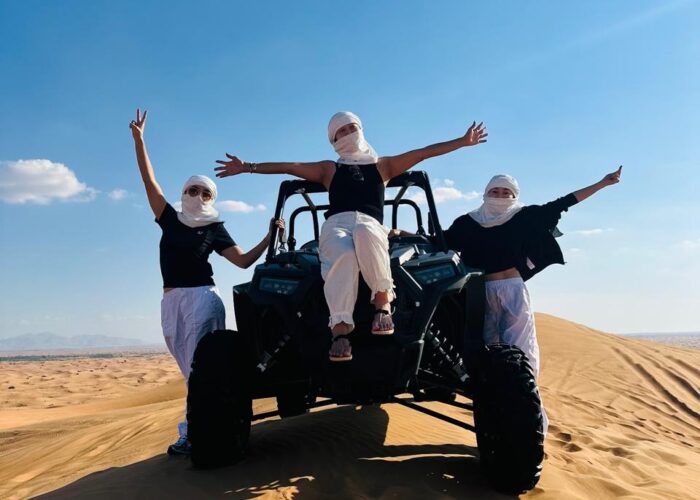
[1,313,698,499]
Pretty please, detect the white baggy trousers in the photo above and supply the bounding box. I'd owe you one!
[319,211,395,328]
[161,285,226,438]
[482,277,548,433]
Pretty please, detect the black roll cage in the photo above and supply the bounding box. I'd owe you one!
[266,171,447,262]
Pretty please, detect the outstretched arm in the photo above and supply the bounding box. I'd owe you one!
[572,166,623,203]
[130,109,166,219]
[221,219,284,268]
[215,154,334,187]
[378,121,487,181]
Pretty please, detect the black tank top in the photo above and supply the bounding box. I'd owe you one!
[325,163,385,223]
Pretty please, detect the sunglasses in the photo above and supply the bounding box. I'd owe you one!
[348,165,364,182]
[185,186,213,201]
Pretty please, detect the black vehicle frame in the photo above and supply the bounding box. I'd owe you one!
[187,171,545,494]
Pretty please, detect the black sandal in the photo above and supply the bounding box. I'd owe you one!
[371,309,395,335]
[329,334,353,362]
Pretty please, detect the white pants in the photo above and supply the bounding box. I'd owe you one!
[161,285,226,438]
[319,211,394,329]
[483,277,548,433]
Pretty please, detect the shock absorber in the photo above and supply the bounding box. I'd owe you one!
[424,323,468,383]
[257,333,291,373]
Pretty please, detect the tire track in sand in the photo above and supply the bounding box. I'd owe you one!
[612,347,700,426]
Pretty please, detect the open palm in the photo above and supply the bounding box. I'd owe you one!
[463,121,488,146]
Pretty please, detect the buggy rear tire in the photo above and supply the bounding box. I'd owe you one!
[187,329,253,469]
[473,343,544,494]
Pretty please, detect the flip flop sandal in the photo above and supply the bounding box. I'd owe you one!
[371,309,395,335]
[329,334,353,362]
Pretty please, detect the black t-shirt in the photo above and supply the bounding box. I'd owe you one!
[444,194,578,281]
[156,203,236,288]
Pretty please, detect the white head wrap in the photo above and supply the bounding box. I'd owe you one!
[468,174,524,228]
[177,175,221,228]
[327,111,378,165]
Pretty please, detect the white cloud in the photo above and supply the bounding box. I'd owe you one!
[216,200,266,213]
[677,238,700,252]
[434,186,480,203]
[108,188,129,201]
[0,159,98,204]
[571,228,614,236]
[410,179,480,205]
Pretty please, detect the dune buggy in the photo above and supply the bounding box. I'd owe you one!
[187,171,545,493]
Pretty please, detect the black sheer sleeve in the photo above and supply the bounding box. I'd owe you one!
[530,193,578,231]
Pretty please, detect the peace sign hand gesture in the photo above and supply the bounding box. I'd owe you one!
[463,121,488,147]
[129,109,148,141]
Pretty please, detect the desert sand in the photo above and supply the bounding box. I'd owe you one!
[1,313,698,499]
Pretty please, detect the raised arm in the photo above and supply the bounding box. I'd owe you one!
[221,219,284,268]
[130,109,166,219]
[378,121,487,181]
[572,166,623,203]
[215,154,334,187]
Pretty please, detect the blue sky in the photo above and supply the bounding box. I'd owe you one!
[1,0,698,342]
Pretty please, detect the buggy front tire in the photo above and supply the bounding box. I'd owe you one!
[473,343,545,494]
[187,329,253,469]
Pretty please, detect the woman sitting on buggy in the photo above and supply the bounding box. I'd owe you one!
[215,111,487,361]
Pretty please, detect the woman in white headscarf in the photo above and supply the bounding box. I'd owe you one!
[129,109,283,456]
[215,111,487,361]
[443,167,623,433]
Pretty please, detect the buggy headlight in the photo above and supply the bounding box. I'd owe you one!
[409,263,456,285]
[259,277,300,295]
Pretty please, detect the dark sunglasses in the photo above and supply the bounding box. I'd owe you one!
[348,165,364,182]
[185,186,213,201]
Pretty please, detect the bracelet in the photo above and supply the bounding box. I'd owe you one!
[248,162,257,173]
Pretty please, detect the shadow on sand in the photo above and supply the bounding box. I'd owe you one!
[39,405,515,499]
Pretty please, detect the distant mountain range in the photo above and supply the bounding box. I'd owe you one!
[0,333,144,351]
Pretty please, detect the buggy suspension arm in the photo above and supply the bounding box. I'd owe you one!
[391,397,475,432]
[416,368,473,399]
[251,399,336,422]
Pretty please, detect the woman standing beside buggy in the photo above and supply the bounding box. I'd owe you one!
[129,109,283,456]
[215,111,487,361]
[443,167,623,432]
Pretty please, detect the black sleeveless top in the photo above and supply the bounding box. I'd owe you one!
[325,163,385,223]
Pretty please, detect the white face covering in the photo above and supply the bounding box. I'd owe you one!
[327,111,378,165]
[177,175,221,228]
[469,174,524,228]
